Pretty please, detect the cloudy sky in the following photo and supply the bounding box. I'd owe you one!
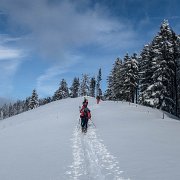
[0,0,180,100]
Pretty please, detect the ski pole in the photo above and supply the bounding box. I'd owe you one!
[90,118,96,128]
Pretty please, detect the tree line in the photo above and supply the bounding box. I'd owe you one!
[105,20,180,117]
[0,70,102,120]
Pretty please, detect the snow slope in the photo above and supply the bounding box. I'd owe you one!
[0,97,180,180]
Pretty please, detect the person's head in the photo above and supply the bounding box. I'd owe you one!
[83,102,87,107]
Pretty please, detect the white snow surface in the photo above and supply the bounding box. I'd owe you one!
[0,97,180,180]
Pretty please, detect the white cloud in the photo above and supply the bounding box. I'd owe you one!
[0,0,140,97]
[0,0,137,61]
[0,59,20,96]
[0,46,23,60]
[0,35,24,96]
[0,35,24,60]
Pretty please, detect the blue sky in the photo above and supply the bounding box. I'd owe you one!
[0,0,180,100]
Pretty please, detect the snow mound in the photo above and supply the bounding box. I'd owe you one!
[0,97,180,180]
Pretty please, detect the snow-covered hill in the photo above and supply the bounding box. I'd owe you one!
[0,97,180,180]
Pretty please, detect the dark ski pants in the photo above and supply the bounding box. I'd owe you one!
[81,117,88,130]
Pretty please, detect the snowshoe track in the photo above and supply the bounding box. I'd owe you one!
[66,125,129,180]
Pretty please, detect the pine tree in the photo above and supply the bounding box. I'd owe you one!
[29,89,39,110]
[89,77,96,97]
[42,97,52,104]
[123,53,138,102]
[53,79,69,100]
[172,33,180,116]
[0,108,3,120]
[52,89,62,101]
[8,103,14,117]
[23,97,30,112]
[59,79,69,99]
[105,58,125,100]
[2,104,9,119]
[131,53,139,103]
[105,73,114,100]
[138,44,154,105]
[150,21,176,112]
[139,20,177,114]
[70,77,80,98]
[107,54,138,102]
[80,74,89,96]
[113,58,124,100]
[96,68,102,97]
[13,100,22,115]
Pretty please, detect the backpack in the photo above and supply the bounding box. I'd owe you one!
[83,107,91,119]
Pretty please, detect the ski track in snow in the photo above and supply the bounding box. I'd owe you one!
[66,124,129,180]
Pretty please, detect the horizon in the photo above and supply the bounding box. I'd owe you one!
[0,0,180,101]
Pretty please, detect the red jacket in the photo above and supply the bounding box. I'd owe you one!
[80,105,91,119]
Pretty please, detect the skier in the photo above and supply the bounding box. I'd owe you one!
[80,101,91,133]
[83,97,88,106]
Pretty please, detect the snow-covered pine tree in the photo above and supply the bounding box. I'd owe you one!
[149,20,176,113]
[59,79,69,99]
[70,77,80,98]
[23,97,30,112]
[8,103,14,117]
[104,73,114,100]
[105,58,125,100]
[1,104,9,119]
[123,53,138,103]
[39,98,44,105]
[18,100,24,114]
[96,68,102,97]
[139,20,177,114]
[122,53,131,101]
[138,44,154,106]
[53,79,69,101]
[0,108,3,120]
[113,58,124,100]
[131,53,139,103]
[28,89,39,110]
[80,74,89,96]
[175,35,180,116]
[12,100,22,115]
[170,32,180,116]
[42,97,52,105]
[89,77,96,97]
[52,89,62,101]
